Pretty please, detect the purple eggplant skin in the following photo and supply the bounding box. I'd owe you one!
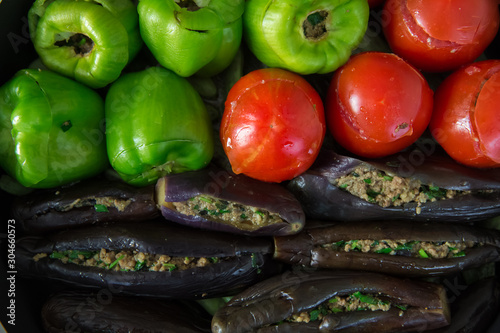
[42,290,212,333]
[12,178,159,233]
[211,270,451,333]
[428,278,500,333]
[287,148,500,222]
[16,220,277,299]
[156,165,305,236]
[273,220,500,277]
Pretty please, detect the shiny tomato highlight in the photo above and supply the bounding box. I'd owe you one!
[383,0,500,72]
[326,52,433,158]
[430,60,500,168]
[220,68,326,183]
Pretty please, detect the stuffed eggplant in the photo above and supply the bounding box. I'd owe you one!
[273,220,500,277]
[287,148,500,222]
[211,270,451,332]
[16,220,276,299]
[156,165,305,236]
[41,290,212,332]
[12,178,159,233]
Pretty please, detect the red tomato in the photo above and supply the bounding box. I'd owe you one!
[220,68,326,183]
[430,60,500,168]
[383,0,500,72]
[326,52,433,158]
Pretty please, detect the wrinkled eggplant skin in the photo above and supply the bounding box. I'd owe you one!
[156,165,305,236]
[12,178,159,233]
[428,278,500,333]
[287,149,500,222]
[42,290,212,333]
[273,221,500,277]
[16,220,277,299]
[212,270,450,333]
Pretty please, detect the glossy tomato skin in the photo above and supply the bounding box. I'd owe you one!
[383,0,500,73]
[220,68,326,183]
[430,60,500,168]
[326,52,433,158]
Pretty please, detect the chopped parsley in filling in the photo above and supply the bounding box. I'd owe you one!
[171,195,283,231]
[321,239,480,259]
[33,249,225,272]
[285,292,407,324]
[58,197,132,212]
[333,166,469,209]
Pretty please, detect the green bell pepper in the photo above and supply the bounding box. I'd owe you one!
[138,0,245,77]
[28,0,142,88]
[0,69,108,188]
[105,66,214,186]
[243,0,369,75]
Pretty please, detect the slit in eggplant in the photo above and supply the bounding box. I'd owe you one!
[332,165,472,211]
[55,196,133,213]
[280,292,408,325]
[166,195,284,232]
[211,270,451,332]
[34,249,228,272]
[320,239,479,259]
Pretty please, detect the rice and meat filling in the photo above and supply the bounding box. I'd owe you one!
[321,239,480,258]
[172,195,283,230]
[332,166,470,209]
[285,292,405,324]
[58,196,132,212]
[33,249,222,272]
